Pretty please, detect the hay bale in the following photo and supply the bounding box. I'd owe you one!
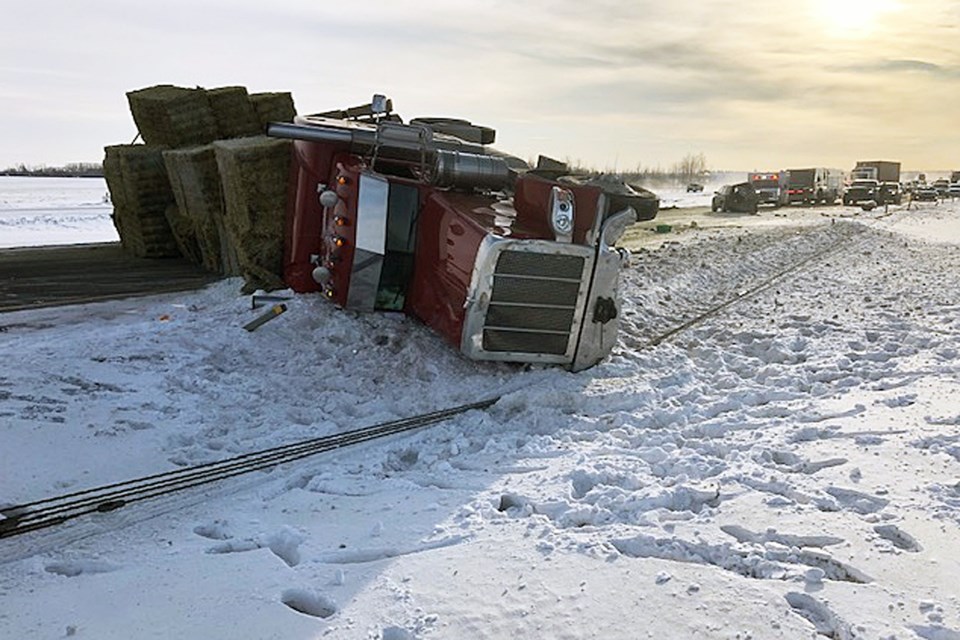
[127,85,219,148]
[103,144,180,258]
[164,203,203,265]
[206,86,262,139]
[249,92,297,128]
[214,136,292,292]
[163,145,241,274]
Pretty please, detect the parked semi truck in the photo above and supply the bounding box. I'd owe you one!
[851,161,900,183]
[747,171,788,207]
[266,96,658,371]
[785,167,844,205]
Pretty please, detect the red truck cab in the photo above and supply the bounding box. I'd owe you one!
[268,101,658,371]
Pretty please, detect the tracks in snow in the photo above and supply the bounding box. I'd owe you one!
[0,398,496,553]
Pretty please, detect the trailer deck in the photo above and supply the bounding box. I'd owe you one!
[0,243,220,313]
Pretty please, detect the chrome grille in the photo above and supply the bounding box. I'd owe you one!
[481,251,586,355]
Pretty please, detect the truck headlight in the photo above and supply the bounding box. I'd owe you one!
[550,186,575,242]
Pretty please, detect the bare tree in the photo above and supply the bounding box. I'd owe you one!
[672,153,708,181]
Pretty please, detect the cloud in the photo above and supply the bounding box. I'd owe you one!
[1,0,959,168]
[835,59,960,77]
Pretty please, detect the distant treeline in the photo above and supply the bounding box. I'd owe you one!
[1,163,104,177]
[558,152,710,184]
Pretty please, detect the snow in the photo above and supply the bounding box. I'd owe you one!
[2,179,960,639]
[0,177,117,248]
[644,172,748,210]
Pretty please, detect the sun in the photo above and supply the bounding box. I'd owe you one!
[810,0,902,37]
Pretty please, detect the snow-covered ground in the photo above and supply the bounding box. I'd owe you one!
[1,191,959,639]
[641,172,748,209]
[0,177,117,248]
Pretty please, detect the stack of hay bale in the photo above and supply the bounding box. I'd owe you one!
[103,144,182,259]
[103,84,297,291]
[162,145,234,274]
[214,136,292,291]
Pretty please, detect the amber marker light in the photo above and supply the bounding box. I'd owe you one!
[334,216,348,227]
[335,174,353,198]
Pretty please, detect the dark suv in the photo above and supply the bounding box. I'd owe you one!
[712,182,759,213]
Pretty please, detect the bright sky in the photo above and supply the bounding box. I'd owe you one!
[1,0,958,172]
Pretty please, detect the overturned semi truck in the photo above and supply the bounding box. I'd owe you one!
[267,97,658,371]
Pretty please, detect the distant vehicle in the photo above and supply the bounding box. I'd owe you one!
[686,182,704,193]
[786,167,844,204]
[747,171,788,207]
[932,179,950,196]
[712,182,759,213]
[948,183,960,198]
[878,182,902,205]
[843,179,880,206]
[912,186,939,202]
[851,161,900,183]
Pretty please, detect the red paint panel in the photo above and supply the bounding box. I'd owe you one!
[282,135,358,299]
[513,174,602,246]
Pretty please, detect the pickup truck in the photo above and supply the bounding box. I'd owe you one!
[878,182,902,205]
[843,179,880,205]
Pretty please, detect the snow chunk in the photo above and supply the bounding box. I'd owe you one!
[262,526,306,567]
[44,560,120,577]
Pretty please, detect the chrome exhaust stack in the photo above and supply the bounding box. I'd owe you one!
[266,119,515,191]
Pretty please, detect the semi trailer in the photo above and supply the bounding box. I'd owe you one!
[851,161,900,183]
